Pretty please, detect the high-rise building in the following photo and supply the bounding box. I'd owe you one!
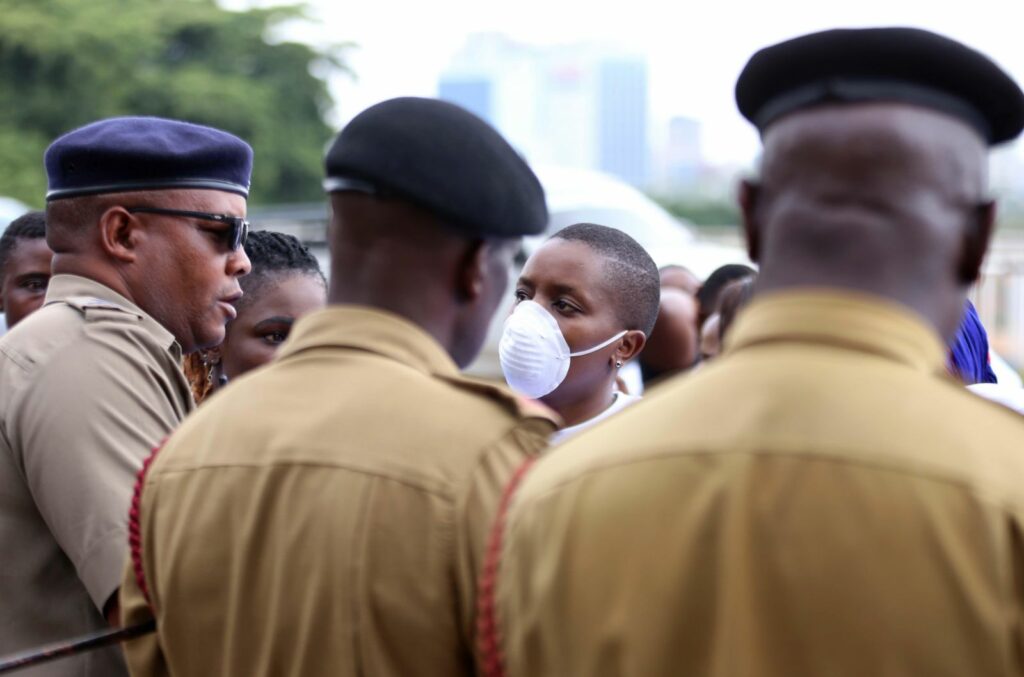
[438,35,651,188]
[598,58,649,186]
[437,78,493,123]
[664,116,702,189]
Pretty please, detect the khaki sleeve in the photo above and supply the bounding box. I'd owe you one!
[453,419,553,652]
[120,464,170,677]
[12,327,184,613]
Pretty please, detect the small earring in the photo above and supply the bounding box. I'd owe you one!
[615,360,623,369]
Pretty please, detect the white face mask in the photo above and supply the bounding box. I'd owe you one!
[499,300,628,399]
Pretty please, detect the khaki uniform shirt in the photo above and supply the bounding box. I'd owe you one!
[0,275,193,676]
[121,306,556,677]
[493,291,1024,677]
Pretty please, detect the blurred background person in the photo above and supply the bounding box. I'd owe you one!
[0,211,52,330]
[184,230,326,403]
[499,223,659,442]
[947,298,1024,414]
[695,262,757,331]
[638,265,702,386]
[948,299,997,384]
[659,263,701,296]
[700,273,757,361]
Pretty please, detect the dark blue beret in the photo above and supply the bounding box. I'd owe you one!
[736,28,1024,145]
[324,97,547,238]
[45,116,253,201]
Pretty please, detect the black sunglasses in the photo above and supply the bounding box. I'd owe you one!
[127,207,249,251]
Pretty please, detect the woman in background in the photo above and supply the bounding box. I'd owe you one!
[185,230,326,402]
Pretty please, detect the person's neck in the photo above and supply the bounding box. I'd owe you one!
[51,254,136,304]
[330,273,457,356]
[544,383,618,429]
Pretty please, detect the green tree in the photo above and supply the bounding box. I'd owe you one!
[0,0,347,206]
[649,193,740,227]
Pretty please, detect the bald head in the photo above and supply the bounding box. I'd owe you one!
[742,102,994,339]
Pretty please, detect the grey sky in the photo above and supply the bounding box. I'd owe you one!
[230,0,1024,167]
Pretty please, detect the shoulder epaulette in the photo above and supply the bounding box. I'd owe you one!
[436,374,560,425]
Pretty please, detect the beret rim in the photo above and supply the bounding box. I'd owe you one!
[45,178,250,202]
[324,97,548,239]
[735,27,1024,146]
[325,169,549,239]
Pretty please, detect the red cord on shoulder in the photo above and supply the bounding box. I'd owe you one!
[128,439,166,609]
[476,456,537,677]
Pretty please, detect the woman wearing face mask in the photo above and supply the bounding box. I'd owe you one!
[500,222,661,443]
[184,230,327,402]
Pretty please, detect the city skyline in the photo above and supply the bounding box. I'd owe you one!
[439,36,652,187]
[237,0,1024,169]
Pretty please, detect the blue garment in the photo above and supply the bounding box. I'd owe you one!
[949,300,998,384]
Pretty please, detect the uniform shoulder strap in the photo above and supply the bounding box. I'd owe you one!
[60,296,143,323]
[435,373,561,426]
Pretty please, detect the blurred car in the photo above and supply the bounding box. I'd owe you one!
[465,166,750,379]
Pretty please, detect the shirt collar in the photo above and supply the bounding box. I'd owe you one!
[278,305,460,378]
[724,289,948,375]
[44,274,179,354]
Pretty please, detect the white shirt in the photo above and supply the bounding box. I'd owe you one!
[550,391,640,445]
[968,383,1024,415]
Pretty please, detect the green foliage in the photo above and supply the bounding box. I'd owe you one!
[0,0,347,206]
[649,193,740,227]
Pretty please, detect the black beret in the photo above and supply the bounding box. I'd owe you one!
[45,116,253,201]
[324,97,547,238]
[736,28,1024,145]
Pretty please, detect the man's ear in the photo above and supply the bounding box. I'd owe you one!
[738,179,761,263]
[615,330,647,364]
[98,206,142,263]
[958,201,996,285]
[455,239,488,303]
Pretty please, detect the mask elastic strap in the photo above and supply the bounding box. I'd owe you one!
[569,330,630,357]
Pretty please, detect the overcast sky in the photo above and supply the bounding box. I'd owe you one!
[229,0,1024,167]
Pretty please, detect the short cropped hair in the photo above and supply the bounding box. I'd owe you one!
[240,230,325,306]
[551,223,660,336]
[0,211,47,277]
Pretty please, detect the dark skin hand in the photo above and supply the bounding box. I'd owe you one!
[514,239,645,427]
[740,102,994,342]
[0,237,53,328]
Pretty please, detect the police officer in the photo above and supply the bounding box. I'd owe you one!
[0,117,252,676]
[485,28,1024,677]
[120,97,556,677]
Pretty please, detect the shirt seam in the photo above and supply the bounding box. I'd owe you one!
[151,460,458,502]
[76,522,129,611]
[0,342,31,372]
[524,447,1024,511]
